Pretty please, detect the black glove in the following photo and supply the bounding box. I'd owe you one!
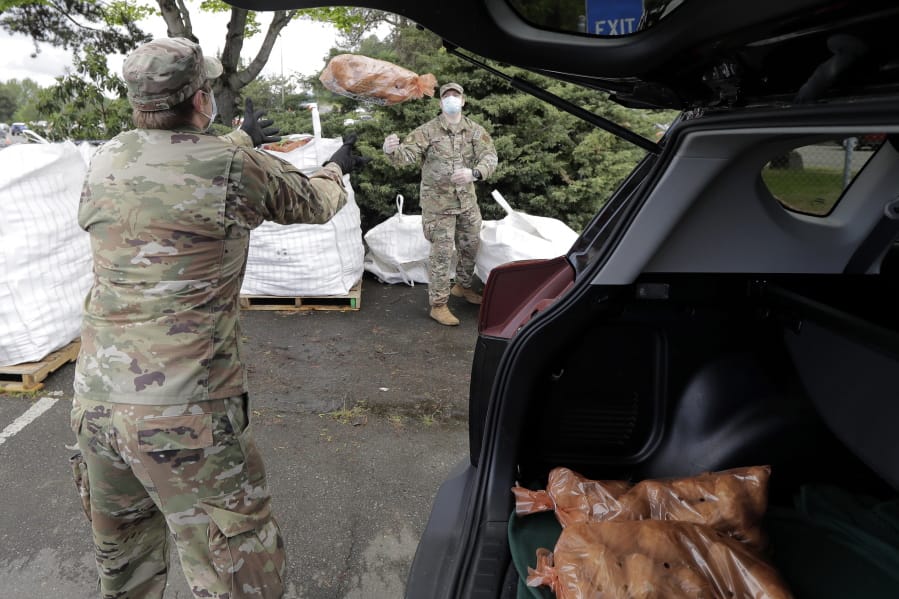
[240,98,280,147]
[324,131,371,175]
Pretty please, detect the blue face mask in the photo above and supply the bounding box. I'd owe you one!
[200,90,218,130]
[441,95,463,115]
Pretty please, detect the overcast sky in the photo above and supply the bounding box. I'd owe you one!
[0,4,351,88]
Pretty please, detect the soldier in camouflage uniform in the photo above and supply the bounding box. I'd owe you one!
[69,37,365,599]
[383,82,498,326]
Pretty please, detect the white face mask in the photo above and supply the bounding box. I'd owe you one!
[441,95,463,115]
[200,90,218,130]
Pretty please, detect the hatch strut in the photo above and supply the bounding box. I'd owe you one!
[445,43,662,155]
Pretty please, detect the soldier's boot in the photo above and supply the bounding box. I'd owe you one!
[430,304,460,326]
[451,283,483,305]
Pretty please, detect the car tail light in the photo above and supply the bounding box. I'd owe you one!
[479,256,575,338]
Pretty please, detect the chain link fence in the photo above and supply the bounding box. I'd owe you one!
[762,136,885,215]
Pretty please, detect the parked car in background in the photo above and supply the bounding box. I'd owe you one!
[2,126,50,147]
[232,1,899,598]
[856,132,887,150]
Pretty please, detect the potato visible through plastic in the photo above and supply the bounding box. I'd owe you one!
[512,465,771,550]
[526,520,794,599]
[319,54,438,105]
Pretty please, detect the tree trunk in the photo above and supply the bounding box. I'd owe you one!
[216,85,241,128]
[153,2,296,126]
[216,9,296,125]
[156,0,196,41]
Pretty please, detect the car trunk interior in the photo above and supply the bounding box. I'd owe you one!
[452,102,899,599]
[519,271,896,486]
[502,270,899,597]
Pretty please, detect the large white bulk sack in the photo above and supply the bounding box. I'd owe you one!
[475,190,579,282]
[261,134,332,171]
[0,142,92,367]
[363,195,431,285]
[240,136,364,296]
[75,141,99,167]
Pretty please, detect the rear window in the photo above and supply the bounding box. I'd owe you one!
[507,0,682,36]
[761,136,886,217]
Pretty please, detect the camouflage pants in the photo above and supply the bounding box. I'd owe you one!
[70,395,285,599]
[422,205,482,306]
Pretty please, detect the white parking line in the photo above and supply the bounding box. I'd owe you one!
[0,396,58,446]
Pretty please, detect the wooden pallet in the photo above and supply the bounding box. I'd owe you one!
[239,280,362,312]
[0,339,81,393]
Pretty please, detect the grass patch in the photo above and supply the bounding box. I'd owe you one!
[0,388,44,400]
[761,166,854,216]
[321,400,368,425]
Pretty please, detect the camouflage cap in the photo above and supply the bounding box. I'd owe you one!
[123,37,223,111]
[439,82,464,97]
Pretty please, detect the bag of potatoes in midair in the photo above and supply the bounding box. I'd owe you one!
[319,54,437,105]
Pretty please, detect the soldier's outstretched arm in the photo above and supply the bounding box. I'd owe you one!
[234,149,348,227]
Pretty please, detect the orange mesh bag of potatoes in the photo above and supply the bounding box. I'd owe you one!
[512,465,770,549]
[526,520,794,599]
[319,54,438,105]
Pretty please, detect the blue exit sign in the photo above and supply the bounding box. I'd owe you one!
[586,0,643,36]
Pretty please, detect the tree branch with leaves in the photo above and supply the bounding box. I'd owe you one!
[1,0,154,55]
[6,1,401,135]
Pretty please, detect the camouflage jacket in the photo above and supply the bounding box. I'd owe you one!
[388,114,498,214]
[74,127,347,405]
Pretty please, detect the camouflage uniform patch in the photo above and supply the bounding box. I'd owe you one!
[388,113,498,214]
[73,100,347,594]
[71,395,284,598]
[123,37,223,112]
[75,129,346,406]
[389,113,497,305]
[422,208,482,305]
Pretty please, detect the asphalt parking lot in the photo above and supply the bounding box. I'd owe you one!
[0,274,478,598]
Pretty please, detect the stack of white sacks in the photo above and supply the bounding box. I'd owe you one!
[0,142,94,367]
[364,189,579,286]
[241,135,364,296]
[0,132,571,366]
[0,134,364,368]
